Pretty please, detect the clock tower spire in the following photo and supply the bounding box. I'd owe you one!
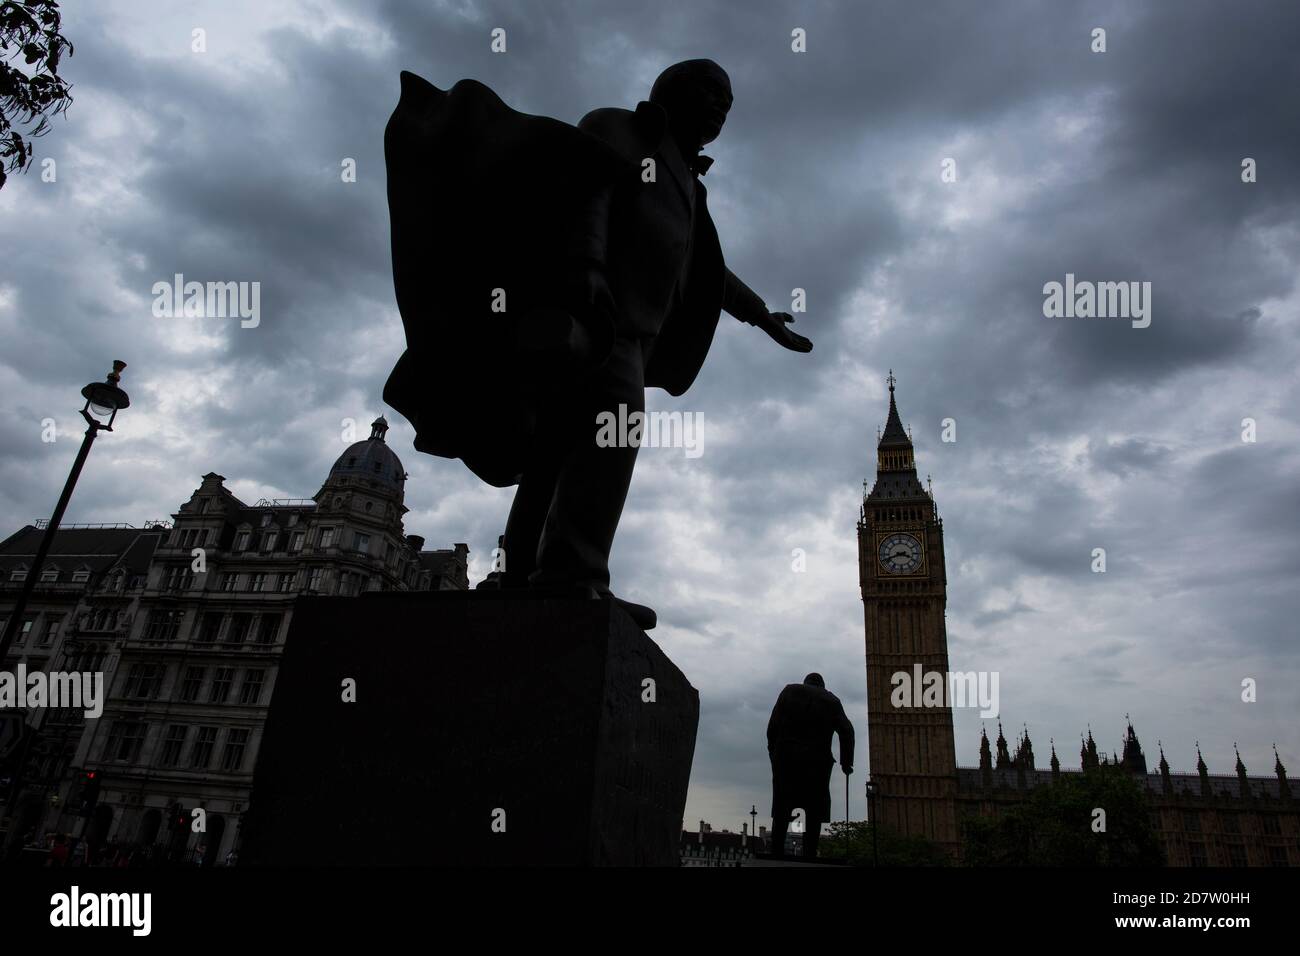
[858,372,959,854]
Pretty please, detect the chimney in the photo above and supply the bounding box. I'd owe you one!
[406,534,425,551]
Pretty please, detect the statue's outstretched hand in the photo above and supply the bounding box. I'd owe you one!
[757,311,813,353]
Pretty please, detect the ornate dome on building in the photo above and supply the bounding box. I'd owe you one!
[326,417,407,499]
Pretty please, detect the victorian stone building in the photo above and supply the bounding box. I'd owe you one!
[859,378,1296,866]
[958,721,1296,866]
[1,418,467,863]
[0,523,165,854]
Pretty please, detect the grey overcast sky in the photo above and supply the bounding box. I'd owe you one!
[1,0,1297,831]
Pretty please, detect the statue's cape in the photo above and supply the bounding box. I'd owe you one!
[383,72,628,487]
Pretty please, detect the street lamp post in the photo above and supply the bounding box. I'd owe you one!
[0,362,130,665]
[1,363,129,823]
[865,779,879,867]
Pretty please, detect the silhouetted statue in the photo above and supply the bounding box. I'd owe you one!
[383,60,811,629]
[766,673,854,859]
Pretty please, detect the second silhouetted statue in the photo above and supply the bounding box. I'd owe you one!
[383,60,812,629]
[767,673,855,859]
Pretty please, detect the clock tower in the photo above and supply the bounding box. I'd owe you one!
[858,372,959,852]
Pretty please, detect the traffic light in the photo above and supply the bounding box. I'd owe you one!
[77,769,102,816]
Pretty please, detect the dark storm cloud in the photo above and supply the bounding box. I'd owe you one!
[1,0,1296,828]
[1089,437,1171,477]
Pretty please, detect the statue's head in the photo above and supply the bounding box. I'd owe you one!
[649,58,733,149]
[803,673,825,688]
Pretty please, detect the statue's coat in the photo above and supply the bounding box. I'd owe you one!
[383,72,730,487]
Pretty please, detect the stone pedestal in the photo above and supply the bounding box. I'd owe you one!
[240,591,698,866]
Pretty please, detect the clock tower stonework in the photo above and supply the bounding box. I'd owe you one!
[858,373,959,853]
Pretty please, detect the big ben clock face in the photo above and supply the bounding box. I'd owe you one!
[878,532,923,574]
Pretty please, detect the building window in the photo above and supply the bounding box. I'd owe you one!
[1262,814,1281,835]
[1188,842,1208,866]
[222,729,251,771]
[76,643,107,673]
[40,568,59,582]
[15,617,34,644]
[240,670,266,705]
[224,613,253,646]
[249,573,267,593]
[196,612,223,646]
[72,570,90,583]
[261,513,273,527]
[287,513,298,527]
[145,609,186,642]
[319,527,336,548]
[125,662,164,699]
[209,667,236,703]
[255,614,281,645]
[1226,843,1248,867]
[10,569,27,582]
[105,720,148,763]
[179,666,205,702]
[354,533,370,555]
[277,572,295,593]
[289,531,305,552]
[234,530,251,551]
[160,725,188,767]
[1270,845,1289,866]
[165,566,193,591]
[1183,811,1201,832]
[189,726,218,768]
[261,532,278,554]
[308,568,323,592]
[38,615,62,646]
[1222,813,1240,834]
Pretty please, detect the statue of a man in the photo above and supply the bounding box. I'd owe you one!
[384,60,810,629]
[766,673,855,859]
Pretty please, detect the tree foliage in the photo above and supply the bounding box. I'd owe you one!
[820,820,950,866]
[963,763,1167,866]
[0,0,73,189]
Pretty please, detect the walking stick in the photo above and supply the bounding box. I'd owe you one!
[845,772,850,827]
